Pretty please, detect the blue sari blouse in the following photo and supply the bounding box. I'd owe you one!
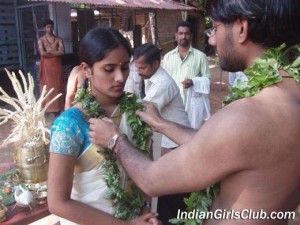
[50,108,91,157]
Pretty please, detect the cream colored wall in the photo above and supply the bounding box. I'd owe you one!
[49,3,72,53]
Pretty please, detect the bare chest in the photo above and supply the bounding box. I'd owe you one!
[42,37,59,50]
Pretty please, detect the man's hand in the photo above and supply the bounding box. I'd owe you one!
[129,212,162,225]
[136,102,164,132]
[181,78,193,89]
[89,117,120,147]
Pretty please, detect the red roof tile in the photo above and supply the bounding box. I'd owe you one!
[28,0,196,10]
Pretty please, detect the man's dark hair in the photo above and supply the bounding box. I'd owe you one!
[43,19,54,27]
[207,0,300,48]
[133,43,161,65]
[176,21,193,34]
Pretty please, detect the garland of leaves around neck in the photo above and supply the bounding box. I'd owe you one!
[169,43,300,225]
[73,91,152,220]
[223,43,300,106]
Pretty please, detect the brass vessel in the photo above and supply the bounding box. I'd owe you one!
[0,196,8,222]
[14,142,49,183]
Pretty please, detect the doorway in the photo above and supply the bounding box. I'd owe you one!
[17,3,49,95]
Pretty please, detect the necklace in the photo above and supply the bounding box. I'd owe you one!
[170,43,300,225]
[73,90,152,220]
[45,35,55,45]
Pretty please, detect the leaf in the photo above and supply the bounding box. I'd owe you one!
[224,44,299,106]
[76,91,152,220]
[290,55,300,68]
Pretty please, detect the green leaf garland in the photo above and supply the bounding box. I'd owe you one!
[73,91,152,220]
[224,43,300,106]
[170,43,299,225]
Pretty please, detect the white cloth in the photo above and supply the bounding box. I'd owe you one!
[185,77,211,129]
[59,113,135,225]
[228,71,248,87]
[59,163,114,225]
[143,67,191,148]
[163,46,211,103]
[124,59,143,97]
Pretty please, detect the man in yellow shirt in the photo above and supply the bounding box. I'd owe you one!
[163,21,211,103]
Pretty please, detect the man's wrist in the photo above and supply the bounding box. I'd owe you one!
[113,133,127,154]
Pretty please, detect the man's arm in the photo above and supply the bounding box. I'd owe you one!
[89,100,257,197]
[136,102,195,145]
[47,38,65,56]
[57,38,65,55]
[38,38,49,57]
[38,37,65,57]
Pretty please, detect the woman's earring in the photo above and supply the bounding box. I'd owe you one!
[88,79,91,95]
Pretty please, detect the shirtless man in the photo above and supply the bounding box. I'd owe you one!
[89,0,300,224]
[38,19,64,58]
[38,19,65,114]
[64,65,86,110]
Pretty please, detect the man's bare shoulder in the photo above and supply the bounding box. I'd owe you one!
[205,88,300,156]
[197,97,276,157]
[208,97,265,134]
[38,36,46,43]
[70,65,83,74]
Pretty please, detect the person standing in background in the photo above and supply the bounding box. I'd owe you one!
[133,43,191,154]
[64,65,86,110]
[163,21,211,129]
[38,18,64,115]
[133,43,191,225]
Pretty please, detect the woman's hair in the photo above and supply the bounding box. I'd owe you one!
[79,27,132,67]
[133,43,161,65]
[207,0,300,48]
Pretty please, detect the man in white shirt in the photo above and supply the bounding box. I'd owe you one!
[163,21,211,129]
[133,43,191,224]
[133,43,191,152]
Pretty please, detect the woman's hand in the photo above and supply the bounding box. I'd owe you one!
[129,212,162,225]
[89,117,120,147]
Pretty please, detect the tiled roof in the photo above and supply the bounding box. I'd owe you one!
[28,0,196,10]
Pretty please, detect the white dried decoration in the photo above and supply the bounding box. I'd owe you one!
[0,69,62,147]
